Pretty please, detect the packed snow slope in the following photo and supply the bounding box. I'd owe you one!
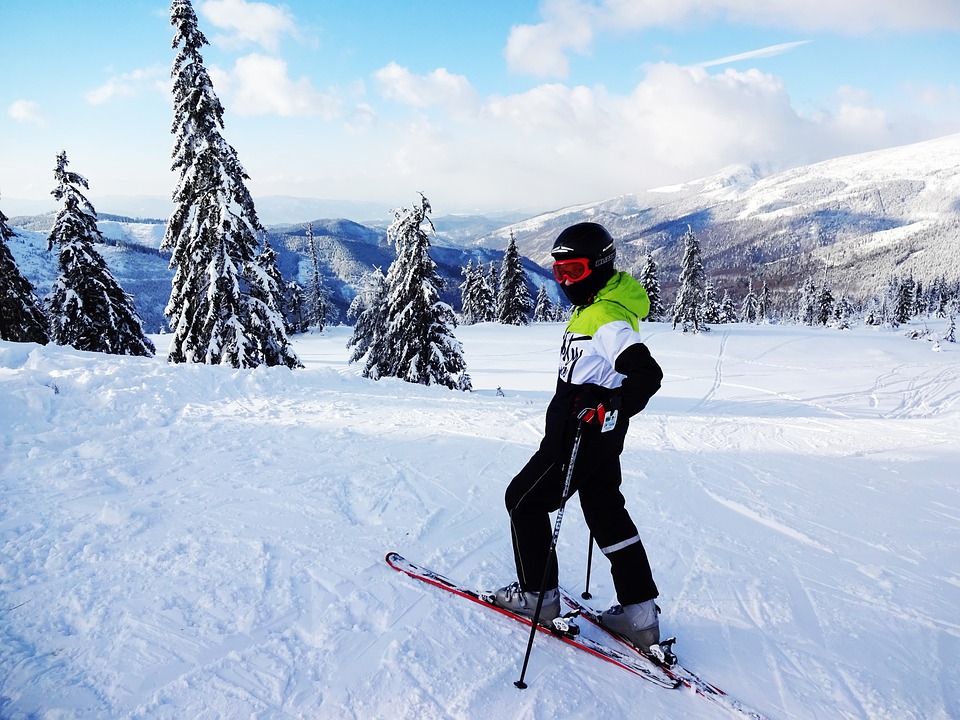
[2,322,959,719]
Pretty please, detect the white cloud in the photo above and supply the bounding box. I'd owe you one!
[359,61,938,211]
[505,0,597,77]
[508,0,960,78]
[374,63,479,115]
[200,0,298,52]
[85,66,167,105]
[221,53,340,118]
[8,99,45,126]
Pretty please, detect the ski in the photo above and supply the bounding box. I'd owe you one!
[385,552,678,689]
[560,589,770,720]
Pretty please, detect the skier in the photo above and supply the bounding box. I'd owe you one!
[493,222,665,650]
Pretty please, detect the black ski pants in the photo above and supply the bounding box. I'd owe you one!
[505,419,658,606]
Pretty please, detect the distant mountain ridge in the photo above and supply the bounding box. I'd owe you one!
[474,133,960,301]
[7,133,959,328]
[5,213,552,334]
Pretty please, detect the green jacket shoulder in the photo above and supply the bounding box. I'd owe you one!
[567,272,650,335]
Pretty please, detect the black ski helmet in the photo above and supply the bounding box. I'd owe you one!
[551,222,617,305]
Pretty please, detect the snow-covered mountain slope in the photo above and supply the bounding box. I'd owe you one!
[2,322,959,718]
[480,134,960,297]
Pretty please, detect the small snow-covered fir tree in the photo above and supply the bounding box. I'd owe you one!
[893,275,915,326]
[376,194,470,390]
[346,267,390,379]
[478,262,498,322]
[833,296,854,330]
[45,152,155,356]
[701,281,721,324]
[718,289,737,324]
[797,277,817,326]
[816,285,835,326]
[246,239,302,368]
[0,198,49,343]
[638,254,664,321]
[284,280,306,333]
[163,0,297,369]
[757,281,771,324]
[532,284,555,323]
[944,313,956,343]
[303,223,329,331]
[497,232,532,325]
[672,226,707,332]
[459,260,484,325]
[740,282,759,323]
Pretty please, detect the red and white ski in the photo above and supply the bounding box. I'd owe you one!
[560,589,770,720]
[385,552,678,689]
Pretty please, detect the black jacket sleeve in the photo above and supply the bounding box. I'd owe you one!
[614,342,663,417]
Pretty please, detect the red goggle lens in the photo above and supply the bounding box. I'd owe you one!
[552,258,591,283]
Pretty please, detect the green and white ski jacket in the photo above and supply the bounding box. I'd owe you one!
[543,272,663,447]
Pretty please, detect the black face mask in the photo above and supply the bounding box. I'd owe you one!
[559,265,614,306]
[560,278,597,306]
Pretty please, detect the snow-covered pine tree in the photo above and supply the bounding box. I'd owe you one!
[246,238,302,368]
[672,226,707,332]
[459,260,482,325]
[833,296,854,329]
[0,198,49,343]
[380,194,470,390]
[718,289,736,324]
[758,280,771,323]
[532,284,555,323]
[346,267,390,379]
[701,281,721,324]
[740,282,759,323]
[163,0,298,369]
[284,280,306,333]
[893,275,915,326]
[797,277,817,325]
[303,223,329,331]
[497,232,532,325]
[816,284,835,326]
[945,313,956,343]
[638,254,664,321]
[477,261,498,322]
[45,152,155,357]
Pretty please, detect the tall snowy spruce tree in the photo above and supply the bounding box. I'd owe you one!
[0,199,49,343]
[162,0,299,369]
[497,232,532,325]
[350,194,470,390]
[45,152,155,356]
[672,226,707,332]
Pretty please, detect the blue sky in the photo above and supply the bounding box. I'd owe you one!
[2,0,959,217]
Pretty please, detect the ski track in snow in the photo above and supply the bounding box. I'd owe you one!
[2,322,959,719]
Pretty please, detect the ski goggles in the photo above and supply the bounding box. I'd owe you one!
[552,257,592,284]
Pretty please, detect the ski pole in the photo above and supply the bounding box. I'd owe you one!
[515,424,584,690]
[582,534,594,600]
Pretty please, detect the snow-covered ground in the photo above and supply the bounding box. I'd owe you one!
[2,322,959,719]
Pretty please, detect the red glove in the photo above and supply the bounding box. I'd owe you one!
[577,403,606,426]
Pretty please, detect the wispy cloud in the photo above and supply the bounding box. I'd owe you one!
[8,99,45,126]
[374,63,479,116]
[200,0,299,52]
[696,41,811,68]
[215,54,340,119]
[85,66,167,105]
